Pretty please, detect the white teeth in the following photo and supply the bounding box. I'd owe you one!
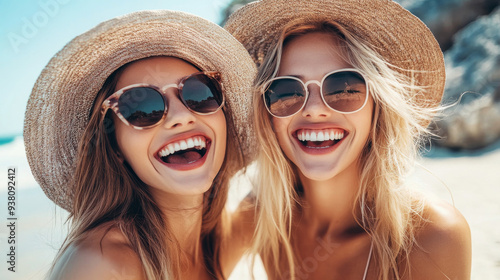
[310,132,317,141]
[317,131,325,141]
[324,132,330,141]
[158,136,207,157]
[180,140,187,150]
[297,129,345,142]
[187,138,194,149]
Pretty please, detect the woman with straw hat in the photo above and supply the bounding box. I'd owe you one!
[225,0,471,279]
[24,10,256,279]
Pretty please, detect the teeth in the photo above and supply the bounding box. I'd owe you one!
[297,129,345,142]
[180,140,188,150]
[310,132,317,141]
[158,136,207,157]
[317,131,325,141]
[187,138,194,148]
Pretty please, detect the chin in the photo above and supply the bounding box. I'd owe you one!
[170,177,215,195]
[293,160,339,180]
[152,183,213,197]
[301,170,338,182]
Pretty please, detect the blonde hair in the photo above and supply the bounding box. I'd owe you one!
[251,20,438,280]
[49,58,244,279]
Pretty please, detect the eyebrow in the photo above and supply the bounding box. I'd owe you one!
[278,74,304,79]
[276,72,329,80]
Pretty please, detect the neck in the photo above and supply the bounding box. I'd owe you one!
[155,193,205,264]
[298,161,364,239]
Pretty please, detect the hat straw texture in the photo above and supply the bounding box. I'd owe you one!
[225,0,445,115]
[24,10,256,211]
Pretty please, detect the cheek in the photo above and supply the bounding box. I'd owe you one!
[356,100,375,145]
[112,117,150,166]
[271,118,282,140]
[112,116,128,154]
[271,117,291,148]
[218,118,227,157]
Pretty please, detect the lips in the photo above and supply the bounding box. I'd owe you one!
[154,135,210,170]
[294,128,346,151]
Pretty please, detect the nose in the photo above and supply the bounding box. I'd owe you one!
[161,89,196,129]
[301,81,331,118]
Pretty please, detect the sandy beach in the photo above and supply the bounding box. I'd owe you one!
[0,137,499,280]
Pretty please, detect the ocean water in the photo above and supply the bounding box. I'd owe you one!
[0,136,16,146]
[0,135,69,280]
[0,135,39,192]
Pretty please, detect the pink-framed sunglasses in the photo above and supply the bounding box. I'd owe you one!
[101,71,224,129]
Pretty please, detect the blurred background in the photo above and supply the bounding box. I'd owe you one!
[0,0,499,279]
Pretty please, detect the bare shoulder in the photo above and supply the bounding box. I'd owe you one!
[407,199,471,279]
[50,224,146,280]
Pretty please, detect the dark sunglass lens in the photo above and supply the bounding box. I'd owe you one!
[118,87,164,127]
[265,79,306,117]
[182,75,223,114]
[323,71,367,112]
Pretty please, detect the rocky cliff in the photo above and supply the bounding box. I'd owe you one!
[222,0,500,150]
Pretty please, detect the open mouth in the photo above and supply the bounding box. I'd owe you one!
[295,129,345,149]
[157,136,208,165]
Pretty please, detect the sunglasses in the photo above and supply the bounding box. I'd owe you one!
[101,71,224,129]
[262,68,369,118]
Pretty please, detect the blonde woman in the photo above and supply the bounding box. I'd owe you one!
[225,0,471,279]
[24,11,255,279]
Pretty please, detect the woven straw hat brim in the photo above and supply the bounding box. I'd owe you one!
[24,10,256,211]
[225,0,445,117]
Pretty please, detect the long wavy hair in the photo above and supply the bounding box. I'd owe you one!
[250,20,438,280]
[49,58,245,279]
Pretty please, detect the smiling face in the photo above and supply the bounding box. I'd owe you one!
[112,56,227,198]
[272,32,374,182]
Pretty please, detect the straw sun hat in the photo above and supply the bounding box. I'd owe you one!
[24,10,256,211]
[225,0,446,114]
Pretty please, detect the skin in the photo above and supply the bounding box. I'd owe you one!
[248,32,471,279]
[270,30,376,280]
[53,57,228,280]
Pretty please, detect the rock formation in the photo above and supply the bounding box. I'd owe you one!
[222,0,500,150]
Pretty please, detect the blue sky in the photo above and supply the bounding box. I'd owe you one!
[0,0,232,137]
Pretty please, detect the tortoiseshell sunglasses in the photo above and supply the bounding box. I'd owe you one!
[101,71,224,129]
